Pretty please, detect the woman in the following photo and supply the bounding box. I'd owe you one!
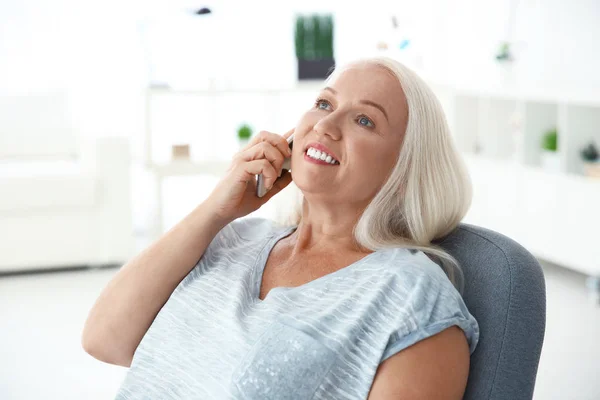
[83,56,479,399]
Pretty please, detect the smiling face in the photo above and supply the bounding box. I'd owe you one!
[291,63,409,208]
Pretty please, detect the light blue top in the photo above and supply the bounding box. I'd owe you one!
[116,217,479,399]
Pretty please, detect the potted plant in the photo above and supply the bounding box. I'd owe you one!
[295,14,335,80]
[237,123,253,149]
[580,141,600,178]
[495,41,513,62]
[540,128,560,172]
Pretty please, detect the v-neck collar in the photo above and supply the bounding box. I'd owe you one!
[252,225,381,304]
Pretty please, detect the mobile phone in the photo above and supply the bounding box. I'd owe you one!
[256,134,294,198]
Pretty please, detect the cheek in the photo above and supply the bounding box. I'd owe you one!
[295,112,317,132]
[350,141,388,163]
[348,145,397,181]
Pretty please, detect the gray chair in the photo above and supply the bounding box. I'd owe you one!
[433,223,546,400]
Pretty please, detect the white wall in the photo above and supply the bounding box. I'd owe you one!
[390,0,600,91]
[0,0,147,159]
[1,0,599,160]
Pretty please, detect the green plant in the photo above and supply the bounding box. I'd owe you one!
[580,141,599,162]
[237,123,252,140]
[495,41,513,62]
[319,15,334,59]
[294,15,305,59]
[541,128,558,152]
[304,16,316,59]
[294,14,334,60]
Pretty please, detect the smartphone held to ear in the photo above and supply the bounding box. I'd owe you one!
[256,134,294,198]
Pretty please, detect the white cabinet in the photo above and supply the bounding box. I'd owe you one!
[433,82,600,278]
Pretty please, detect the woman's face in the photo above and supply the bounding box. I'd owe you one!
[291,63,408,207]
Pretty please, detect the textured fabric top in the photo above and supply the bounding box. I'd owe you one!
[116,217,479,400]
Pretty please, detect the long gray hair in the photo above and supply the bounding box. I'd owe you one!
[274,56,472,294]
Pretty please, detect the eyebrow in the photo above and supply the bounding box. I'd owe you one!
[323,86,389,122]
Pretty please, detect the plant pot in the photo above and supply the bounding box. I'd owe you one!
[583,161,600,178]
[540,150,561,173]
[238,138,251,150]
[297,58,336,80]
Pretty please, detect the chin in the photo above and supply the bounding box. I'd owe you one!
[295,182,340,199]
[292,173,324,189]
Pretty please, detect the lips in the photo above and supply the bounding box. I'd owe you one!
[304,142,339,163]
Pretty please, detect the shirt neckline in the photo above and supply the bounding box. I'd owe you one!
[252,224,381,304]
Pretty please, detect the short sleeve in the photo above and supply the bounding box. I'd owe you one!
[177,216,275,289]
[204,216,275,257]
[380,262,480,363]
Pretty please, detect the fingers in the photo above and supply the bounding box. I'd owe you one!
[232,129,294,191]
[237,141,285,173]
[245,130,292,157]
[260,170,293,200]
[238,159,278,189]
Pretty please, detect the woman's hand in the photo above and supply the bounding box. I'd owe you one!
[205,129,294,224]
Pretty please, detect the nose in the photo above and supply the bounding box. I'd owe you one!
[313,113,342,141]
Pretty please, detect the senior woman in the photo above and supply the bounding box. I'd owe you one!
[83,56,479,399]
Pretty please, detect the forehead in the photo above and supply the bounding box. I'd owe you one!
[328,64,407,126]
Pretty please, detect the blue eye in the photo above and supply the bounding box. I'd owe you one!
[315,98,376,130]
[358,116,374,128]
[315,98,331,110]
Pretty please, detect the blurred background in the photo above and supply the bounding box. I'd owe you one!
[0,0,599,398]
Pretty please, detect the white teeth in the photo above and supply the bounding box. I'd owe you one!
[305,147,338,164]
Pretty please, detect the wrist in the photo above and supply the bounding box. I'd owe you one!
[196,199,232,231]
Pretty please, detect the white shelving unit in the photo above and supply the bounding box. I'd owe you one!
[430,81,600,282]
[144,76,600,284]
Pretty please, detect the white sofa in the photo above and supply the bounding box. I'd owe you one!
[0,137,134,273]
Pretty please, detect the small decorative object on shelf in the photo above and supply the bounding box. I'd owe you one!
[580,141,600,178]
[295,14,335,80]
[172,144,191,160]
[195,7,211,15]
[380,15,422,70]
[496,0,518,63]
[540,128,560,172]
[237,123,253,150]
[376,41,388,50]
[495,41,514,62]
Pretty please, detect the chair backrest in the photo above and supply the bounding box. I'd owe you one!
[433,223,546,400]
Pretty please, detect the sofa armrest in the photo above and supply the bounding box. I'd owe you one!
[0,136,134,271]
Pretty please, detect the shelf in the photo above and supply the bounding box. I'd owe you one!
[427,75,600,108]
[151,160,230,178]
[442,88,600,178]
[144,83,325,165]
[522,102,558,168]
[560,104,600,175]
